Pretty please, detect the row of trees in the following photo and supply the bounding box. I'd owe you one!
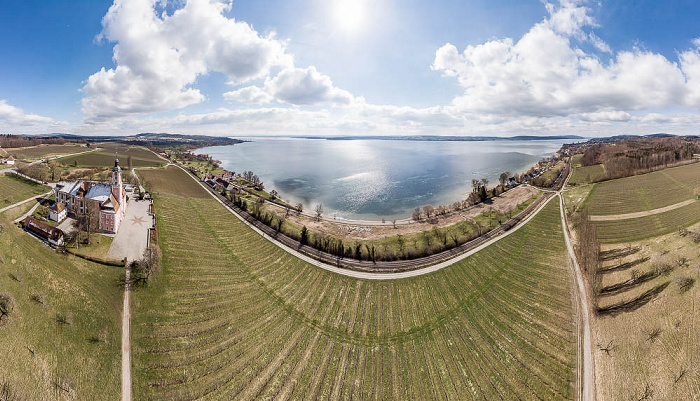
[0,134,67,148]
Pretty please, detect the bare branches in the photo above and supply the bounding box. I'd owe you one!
[598,340,617,356]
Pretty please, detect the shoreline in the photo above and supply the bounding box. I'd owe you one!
[190,141,565,224]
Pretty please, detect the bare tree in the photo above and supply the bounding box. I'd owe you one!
[315,204,324,221]
[499,171,510,187]
[412,208,421,221]
[423,205,434,218]
[295,202,303,215]
[392,219,397,229]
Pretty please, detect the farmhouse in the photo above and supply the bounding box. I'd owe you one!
[54,157,127,234]
[1,156,14,165]
[23,216,64,246]
[48,202,67,222]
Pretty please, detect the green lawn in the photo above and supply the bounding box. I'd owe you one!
[0,215,123,399]
[0,174,50,208]
[133,166,576,400]
[568,164,605,186]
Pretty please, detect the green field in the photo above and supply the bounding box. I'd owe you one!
[568,164,605,186]
[133,167,576,400]
[8,144,89,161]
[593,201,700,243]
[586,162,700,216]
[57,143,164,168]
[0,214,123,399]
[0,174,49,208]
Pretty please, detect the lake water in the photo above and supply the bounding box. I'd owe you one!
[196,138,572,220]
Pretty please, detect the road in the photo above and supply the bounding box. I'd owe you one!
[559,194,595,401]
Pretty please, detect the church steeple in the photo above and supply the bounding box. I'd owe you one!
[111,155,123,205]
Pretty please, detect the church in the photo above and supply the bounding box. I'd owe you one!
[54,157,127,234]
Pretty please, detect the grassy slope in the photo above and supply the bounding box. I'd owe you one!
[0,215,122,399]
[0,174,49,208]
[568,164,605,186]
[132,167,576,400]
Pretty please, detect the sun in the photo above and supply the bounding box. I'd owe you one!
[333,0,367,35]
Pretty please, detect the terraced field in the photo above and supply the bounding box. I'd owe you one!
[133,167,576,400]
[586,163,699,216]
[0,213,123,399]
[0,174,49,208]
[57,143,164,168]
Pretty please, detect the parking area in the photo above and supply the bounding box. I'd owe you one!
[108,198,154,262]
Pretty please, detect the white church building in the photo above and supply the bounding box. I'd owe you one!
[54,157,127,234]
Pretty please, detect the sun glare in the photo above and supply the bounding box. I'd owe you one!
[333,0,367,35]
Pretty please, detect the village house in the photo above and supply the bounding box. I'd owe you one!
[48,202,67,222]
[53,157,127,234]
[1,156,14,165]
[23,216,64,246]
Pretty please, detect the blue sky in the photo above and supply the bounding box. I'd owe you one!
[1,0,700,137]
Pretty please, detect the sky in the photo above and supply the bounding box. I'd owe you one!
[1,0,700,137]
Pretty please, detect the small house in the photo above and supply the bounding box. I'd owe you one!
[5,156,14,165]
[48,202,67,222]
[23,216,64,246]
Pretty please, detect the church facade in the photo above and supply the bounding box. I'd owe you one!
[54,157,127,234]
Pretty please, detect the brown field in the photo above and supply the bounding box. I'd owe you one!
[592,223,700,400]
[136,165,209,199]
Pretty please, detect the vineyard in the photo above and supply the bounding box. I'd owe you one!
[593,201,700,243]
[0,174,48,208]
[8,144,89,161]
[0,213,123,399]
[57,143,164,168]
[132,167,577,400]
[586,162,699,216]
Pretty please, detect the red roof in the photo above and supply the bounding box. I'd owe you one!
[23,217,64,242]
[50,202,65,213]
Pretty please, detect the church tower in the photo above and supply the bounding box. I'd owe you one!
[112,156,123,205]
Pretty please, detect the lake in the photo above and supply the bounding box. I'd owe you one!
[195,138,573,220]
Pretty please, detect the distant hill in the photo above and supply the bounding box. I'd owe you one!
[298,135,585,141]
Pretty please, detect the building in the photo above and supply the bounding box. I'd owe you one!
[48,202,67,222]
[1,156,14,165]
[23,216,64,246]
[54,157,127,234]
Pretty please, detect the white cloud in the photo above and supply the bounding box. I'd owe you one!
[82,0,290,122]
[224,66,357,106]
[263,66,356,105]
[223,86,273,104]
[432,0,699,122]
[0,100,64,129]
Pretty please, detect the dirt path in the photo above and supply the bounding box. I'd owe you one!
[558,194,595,401]
[589,199,696,221]
[122,267,131,401]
